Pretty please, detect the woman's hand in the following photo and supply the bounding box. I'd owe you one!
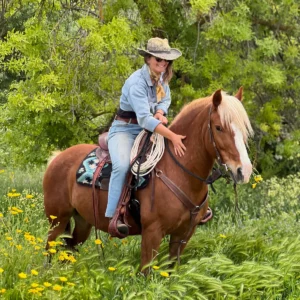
[171,134,186,157]
[153,123,186,157]
[154,112,168,125]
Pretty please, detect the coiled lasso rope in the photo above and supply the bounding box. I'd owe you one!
[130,130,165,176]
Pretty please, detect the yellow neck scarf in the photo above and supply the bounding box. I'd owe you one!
[148,67,166,103]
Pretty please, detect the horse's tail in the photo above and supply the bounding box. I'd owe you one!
[47,150,62,166]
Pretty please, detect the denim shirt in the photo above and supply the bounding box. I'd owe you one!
[118,64,171,132]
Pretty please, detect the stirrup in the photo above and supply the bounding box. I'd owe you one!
[116,219,129,235]
[199,207,213,225]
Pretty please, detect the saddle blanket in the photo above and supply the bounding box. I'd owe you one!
[76,148,149,190]
[76,148,111,189]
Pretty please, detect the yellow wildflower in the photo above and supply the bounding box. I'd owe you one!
[8,193,21,197]
[18,272,27,279]
[49,249,57,254]
[24,233,35,242]
[16,229,22,233]
[5,237,12,241]
[95,239,102,245]
[59,277,68,282]
[12,207,23,213]
[24,217,29,223]
[28,289,40,295]
[121,239,128,245]
[31,270,39,276]
[37,238,43,243]
[12,189,16,192]
[43,252,49,256]
[67,282,75,286]
[10,211,18,215]
[152,266,160,270]
[16,245,22,250]
[36,287,44,292]
[0,213,3,218]
[219,234,227,238]
[26,194,34,199]
[252,183,257,189]
[160,271,169,278]
[35,246,41,250]
[43,282,52,287]
[254,175,263,183]
[108,267,116,272]
[31,283,39,288]
[69,256,76,263]
[0,268,4,273]
[0,288,6,293]
[0,169,5,174]
[50,215,57,220]
[53,285,63,291]
[48,241,57,247]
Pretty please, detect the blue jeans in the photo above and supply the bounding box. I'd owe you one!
[105,120,142,218]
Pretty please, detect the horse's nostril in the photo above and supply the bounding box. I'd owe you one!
[237,167,244,181]
[237,167,242,176]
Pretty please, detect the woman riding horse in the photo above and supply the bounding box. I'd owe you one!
[106,37,187,234]
[43,41,253,271]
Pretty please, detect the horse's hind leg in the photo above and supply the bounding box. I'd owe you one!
[45,213,73,250]
[66,212,92,249]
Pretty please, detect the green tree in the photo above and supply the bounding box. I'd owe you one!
[0,0,299,177]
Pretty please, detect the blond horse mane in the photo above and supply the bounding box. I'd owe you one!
[172,91,253,142]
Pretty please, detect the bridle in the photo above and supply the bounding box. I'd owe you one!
[165,104,234,192]
[207,104,237,184]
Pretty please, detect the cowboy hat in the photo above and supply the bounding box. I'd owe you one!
[138,37,182,61]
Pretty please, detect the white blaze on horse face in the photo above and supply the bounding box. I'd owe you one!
[231,123,252,183]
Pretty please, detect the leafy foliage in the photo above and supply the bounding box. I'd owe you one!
[0,0,299,176]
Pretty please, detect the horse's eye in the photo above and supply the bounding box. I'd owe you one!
[216,125,222,131]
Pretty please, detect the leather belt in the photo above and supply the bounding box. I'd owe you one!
[115,115,138,124]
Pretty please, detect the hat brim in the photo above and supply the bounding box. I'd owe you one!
[137,48,182,61]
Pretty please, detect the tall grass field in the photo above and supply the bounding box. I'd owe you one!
[0,167,299,299]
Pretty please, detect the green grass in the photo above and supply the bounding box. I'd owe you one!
[0,167,300,299]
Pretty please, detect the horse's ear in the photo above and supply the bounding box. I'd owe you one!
[212,89,222,108]
[235,86,243,102]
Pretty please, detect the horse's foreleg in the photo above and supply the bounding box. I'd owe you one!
[169,227,196,262]
[141,224,164,274]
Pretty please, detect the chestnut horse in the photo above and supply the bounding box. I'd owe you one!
[43,88,253,269]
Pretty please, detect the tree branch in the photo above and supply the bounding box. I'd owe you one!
[252,17,297,33]
[61,3,99,18]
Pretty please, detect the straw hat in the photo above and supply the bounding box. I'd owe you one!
[138,37,182,61]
